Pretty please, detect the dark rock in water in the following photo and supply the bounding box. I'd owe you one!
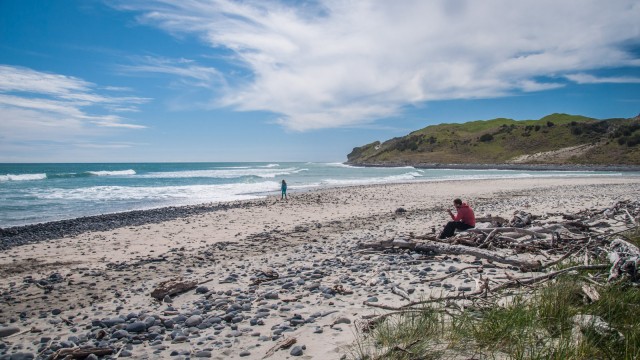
[0,325,20,338]
[51,309,62,316]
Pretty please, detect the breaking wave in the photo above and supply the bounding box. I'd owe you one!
[0,173,47,181]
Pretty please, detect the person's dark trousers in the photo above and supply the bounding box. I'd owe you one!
[439,221,473,239]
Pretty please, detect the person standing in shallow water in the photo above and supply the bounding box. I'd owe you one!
[281,179,287,200]
[439,198,475,239]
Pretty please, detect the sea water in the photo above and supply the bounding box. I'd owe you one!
[0,162,636,227]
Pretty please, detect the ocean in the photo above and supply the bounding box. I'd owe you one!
[0,162,637,228]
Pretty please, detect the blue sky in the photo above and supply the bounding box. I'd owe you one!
[1,0,639,163]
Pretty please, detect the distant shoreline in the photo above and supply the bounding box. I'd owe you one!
[344,162,640,172]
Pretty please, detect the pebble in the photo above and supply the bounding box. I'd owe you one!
[0,326,20,338]
[126,322,147,333]
[185,315,203,327]
[290,345,304,356]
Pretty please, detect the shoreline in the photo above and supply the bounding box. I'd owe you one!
[0,199,270,251]
[344,161,640,172]
[2,171,639,250]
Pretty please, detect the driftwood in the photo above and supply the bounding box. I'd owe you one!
[359,201,640,338]
[263,336,297,359]
[52,347,114,359]
[608,238,640,281]
[150,277,198,300]
[359,239,542,271]
[364,264,609,311]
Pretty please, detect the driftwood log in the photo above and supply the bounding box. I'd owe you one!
[359,239,542,271]
[150,277,198,300]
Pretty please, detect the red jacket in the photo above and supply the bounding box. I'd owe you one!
[450,203,475,227]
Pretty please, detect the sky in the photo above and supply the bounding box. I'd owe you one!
[1,0,639,163]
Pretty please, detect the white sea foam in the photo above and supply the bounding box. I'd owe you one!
[260,163,280,168]
[325,162,360,168]
[36,181,281,203]
[0,173,47,181]
[142,167,307,179]
[87,170,136,176]
[323,172,423,186]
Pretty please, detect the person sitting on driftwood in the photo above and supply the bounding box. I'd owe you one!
[439,198,475,239]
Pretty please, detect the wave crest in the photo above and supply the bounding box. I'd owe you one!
[0,173,47,181]
[87,170,136,176]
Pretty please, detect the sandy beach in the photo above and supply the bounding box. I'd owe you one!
[1,176,639,359]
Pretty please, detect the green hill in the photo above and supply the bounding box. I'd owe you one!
[346,113,640,166]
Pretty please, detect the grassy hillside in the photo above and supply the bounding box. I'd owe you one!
[347,113,640,165]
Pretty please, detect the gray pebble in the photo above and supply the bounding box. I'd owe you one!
[0,326,20,338]
[185,315,203,327]
[290,345,304,356]
[333,317,351,325]
[1,353,35,360]
[126,322,146,333]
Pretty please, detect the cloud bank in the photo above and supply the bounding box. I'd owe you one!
[116,0,640,131]
[0,65,148,142]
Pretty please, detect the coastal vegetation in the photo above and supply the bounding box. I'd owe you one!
[349,263,640,359]
[348,222,640,359]
[347,113,640,166]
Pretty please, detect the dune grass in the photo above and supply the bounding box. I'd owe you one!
[348,231,640,360]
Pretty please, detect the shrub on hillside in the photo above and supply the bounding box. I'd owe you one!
[479,133,494,142]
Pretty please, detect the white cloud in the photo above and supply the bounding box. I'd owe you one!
[115,0,640,131]
[565,73,640,84]
[119,56,227,89]
[0,65,149,142]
